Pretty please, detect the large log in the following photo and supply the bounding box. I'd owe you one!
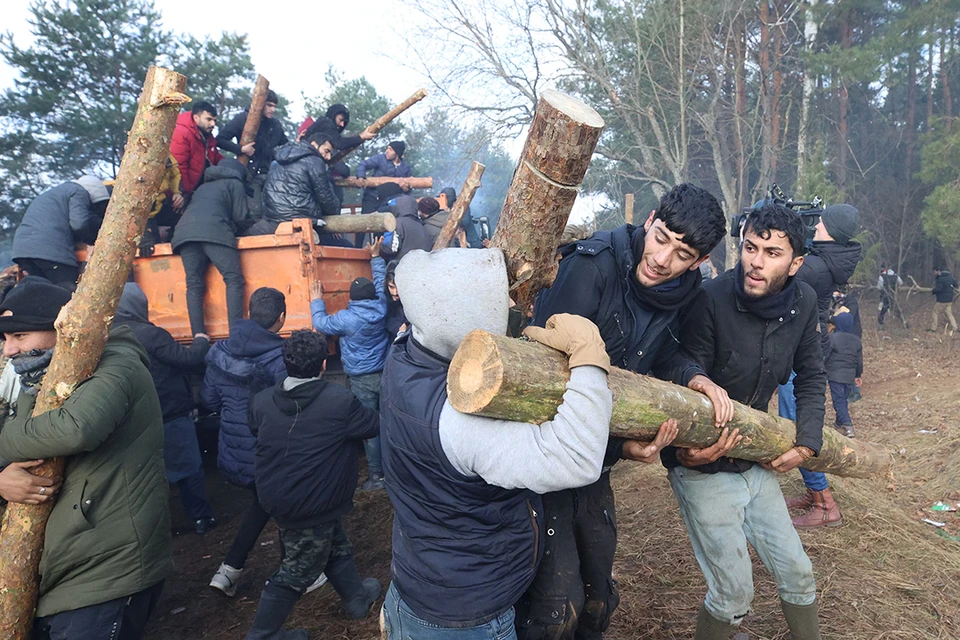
[0,66,188,639]
[329,88,427,164]
[318,212,396,234]
[433,162,485,250]
[334,176,433,190]
[237,74,270,167]
[492,90,604,310]
[447,330,894,479]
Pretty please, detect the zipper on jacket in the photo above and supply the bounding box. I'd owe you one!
[526,499,541,569]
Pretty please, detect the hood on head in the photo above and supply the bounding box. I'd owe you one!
[274,141,319,165]
[833,312,854,333]
[114,282,150,324]
[390,195,420,220]
[73,175,109,204]
[204,157,247,183]
[395,248,509,360]
[325,104,349,131]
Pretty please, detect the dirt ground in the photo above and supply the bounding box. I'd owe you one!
[145,290,960,640]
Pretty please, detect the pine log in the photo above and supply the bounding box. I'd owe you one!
[433,162,484,250]
[492,90,604,310]
[0,67,188,639]
[334,176,433,190]
[329,88,427,164]
[447,330,894,479]
[318,212,396,234]
[237,75,270,167]
[624,193,635,225]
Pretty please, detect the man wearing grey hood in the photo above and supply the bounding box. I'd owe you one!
[380,248,614,639]
[13,175,110,289]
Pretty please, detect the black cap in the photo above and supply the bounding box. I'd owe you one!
[350,277,377,301]
[388,141,406,158]
[0,276,73,334]
[820,204,859,245]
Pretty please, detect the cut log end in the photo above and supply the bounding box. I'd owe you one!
[447,330,505,414]
[541,89,605,128]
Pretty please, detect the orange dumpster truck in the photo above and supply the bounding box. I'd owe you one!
[78,218,374,346]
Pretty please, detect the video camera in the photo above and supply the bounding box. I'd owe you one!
[730,184,824,243]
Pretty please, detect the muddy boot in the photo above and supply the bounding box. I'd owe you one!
[325,555,381,619]
[781,600,820,640]
[694,604,738,640]
[791,489,842,529]
[784,489,816,511]
[244,583,308,640]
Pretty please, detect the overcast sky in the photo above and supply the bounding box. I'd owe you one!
[1,0,603,223]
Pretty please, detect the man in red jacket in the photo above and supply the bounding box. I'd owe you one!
[170,100,223,201]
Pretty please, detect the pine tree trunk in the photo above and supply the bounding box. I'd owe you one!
[334,176,433,189]
[0,66,188,640]
[328,88,427,164]
[317,212,396,234]
[238,75,270,167]
[448,330,894,479]
[491,90,604,310]
[433,162,484,250]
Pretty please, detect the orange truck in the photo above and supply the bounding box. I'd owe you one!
[79,218,373,345]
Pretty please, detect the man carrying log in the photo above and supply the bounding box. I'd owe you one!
[662,203,825,640]
[356,142,411,213]
[515,183,733,640]
[380,248,614,639]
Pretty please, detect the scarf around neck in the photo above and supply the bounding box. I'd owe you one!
[733,262,798,320]
[12,347,54,397]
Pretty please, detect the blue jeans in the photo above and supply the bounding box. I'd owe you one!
[382,582,517,640]
[778,374,829,492]
[33,581,164,640]
[828,381,853,426]
[668,466,817,624]
[349,372,382,477]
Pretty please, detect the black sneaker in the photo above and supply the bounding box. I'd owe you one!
[194,517,218,535]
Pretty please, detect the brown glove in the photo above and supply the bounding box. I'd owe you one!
[522,313,610,373]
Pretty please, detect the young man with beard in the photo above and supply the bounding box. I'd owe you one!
[170,100,223,199]
[515,183,735,640]
[663,203,825,640]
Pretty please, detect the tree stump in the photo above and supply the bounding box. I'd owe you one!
[433,162,484,250]
[237,74,270,167]
[491,90,604,310]
[447,330,894,479]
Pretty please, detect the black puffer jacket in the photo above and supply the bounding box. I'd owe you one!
[824,313,862,385]
[113,283,209,422]
[795,241,861,346]
[216,110,289,174]
[381,195,433,261]
[932,270,958,303]
[252,378,379,529]
[171,159,254,251]
[262,142,340,222]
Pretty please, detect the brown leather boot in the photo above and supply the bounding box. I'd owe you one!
[791,489,842,528]
[785,489,816,511]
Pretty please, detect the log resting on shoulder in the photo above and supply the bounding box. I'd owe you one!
[447,330,894,479]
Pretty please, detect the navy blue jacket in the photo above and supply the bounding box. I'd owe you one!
[381,336,542,627]
[310,257,390,376]
[932,270,958,303]
[201,320,286,487]
[355,153,411,201]
[252,378,378,529]
[13,182,102,267]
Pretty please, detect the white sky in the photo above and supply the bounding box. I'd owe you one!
[0,0,599,224]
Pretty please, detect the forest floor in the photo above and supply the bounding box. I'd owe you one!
[145,291,960,640]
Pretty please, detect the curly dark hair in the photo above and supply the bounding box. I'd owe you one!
[744,202,808,257]
[653,183,726,257]
[282,330,328,379]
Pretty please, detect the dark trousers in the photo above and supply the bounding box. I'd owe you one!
[516,473,619,640]
[33,581,164,640]
[177,469,214,521]
[225,485,272,570]
[15,259,79,290]
[829,380,853,426]
[349,372,383,477]
[179,242,245,335]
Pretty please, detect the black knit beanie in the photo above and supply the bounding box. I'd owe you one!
[350,277,378,301]
[0,276,73,333]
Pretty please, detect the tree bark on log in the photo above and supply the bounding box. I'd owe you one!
[491,90,604,310]
[433,162,484,250]
[624,193,635,225]
[447,330,894,479]
[329,88,427,164]
[318,212,396,234]
[334,176,433,190]
[0,66,188,640]
[238,75,270,167]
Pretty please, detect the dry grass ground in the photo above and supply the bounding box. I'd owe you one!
[146,293,960,640]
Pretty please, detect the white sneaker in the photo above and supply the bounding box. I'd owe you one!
[209,563,243,597]
[305,573,328,594]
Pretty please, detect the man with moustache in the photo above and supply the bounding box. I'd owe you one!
[662,203,825,640]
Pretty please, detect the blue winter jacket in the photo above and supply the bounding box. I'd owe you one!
[201,320,286,487]
[355,153,412,202]
[311,257,390,376]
